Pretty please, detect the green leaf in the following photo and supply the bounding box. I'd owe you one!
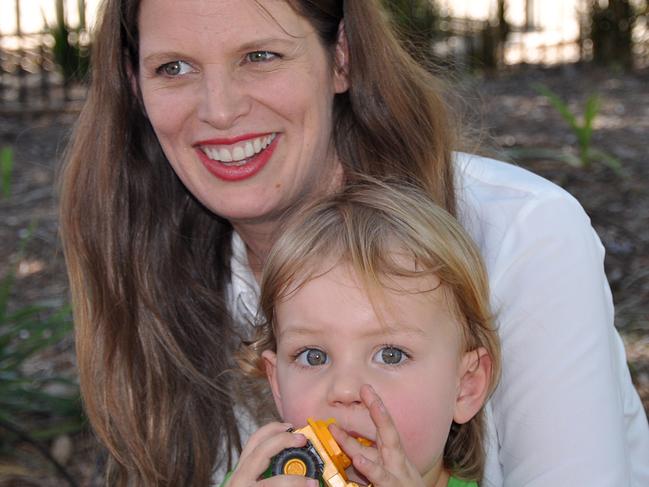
[590,148,625,176]
[0,146,13,198]
[504,147,581,167]
[584,95,601,125]
[0,222,82,451]
[30,418,85,440]
[534,84,580,134]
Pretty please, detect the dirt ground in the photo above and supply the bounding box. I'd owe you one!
[0,64,648,485]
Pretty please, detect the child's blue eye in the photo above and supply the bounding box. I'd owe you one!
[246,51,278,63]
[156,60,193,77]
[296,348,329,366]
[373,346,406,365]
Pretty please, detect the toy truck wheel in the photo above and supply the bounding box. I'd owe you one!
[271,447,322,479]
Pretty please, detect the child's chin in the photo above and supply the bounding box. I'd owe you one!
[345,467,370,486]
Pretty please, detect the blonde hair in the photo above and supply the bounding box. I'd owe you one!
[242,177,500,481]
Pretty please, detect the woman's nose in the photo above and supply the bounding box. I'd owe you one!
[197,66,251,129]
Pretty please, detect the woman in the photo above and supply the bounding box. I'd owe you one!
[59,0,649,486]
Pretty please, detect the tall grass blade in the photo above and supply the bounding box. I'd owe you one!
[0,146,14,198]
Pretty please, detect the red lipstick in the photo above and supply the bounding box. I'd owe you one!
[195,132,271,146]
[195,133,278,182]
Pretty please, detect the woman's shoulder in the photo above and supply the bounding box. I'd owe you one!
[453,152,600,272]
[454,151,575,207]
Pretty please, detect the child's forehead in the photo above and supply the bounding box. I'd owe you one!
[282,257,444,301]
[275,260,456,336]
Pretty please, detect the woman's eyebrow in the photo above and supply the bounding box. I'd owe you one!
[140,39,300,67]
[140,52,188,66]
[237,38,300,52]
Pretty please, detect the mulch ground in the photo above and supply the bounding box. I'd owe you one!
[0,64,647,485]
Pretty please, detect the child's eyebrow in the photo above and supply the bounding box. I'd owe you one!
[277,323,428,340]
[276,326,324,340]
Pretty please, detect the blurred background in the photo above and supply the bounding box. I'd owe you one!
[0,0,648,485]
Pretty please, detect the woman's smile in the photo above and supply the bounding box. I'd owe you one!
[195,133,279,181]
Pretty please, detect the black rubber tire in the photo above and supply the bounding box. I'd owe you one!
[271,447,322,479]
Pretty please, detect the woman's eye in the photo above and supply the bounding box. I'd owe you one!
[296,348,329,366]
[156,60,193,77]
[246,51,278,63]
[374,346,407,365]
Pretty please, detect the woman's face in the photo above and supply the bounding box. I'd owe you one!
[137,0,348,225]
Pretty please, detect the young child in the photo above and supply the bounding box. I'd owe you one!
[226,178,501,487]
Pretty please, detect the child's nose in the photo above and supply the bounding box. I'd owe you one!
[326,370,363,407]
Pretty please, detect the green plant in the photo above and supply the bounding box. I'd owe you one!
[1,146,14,198]
[533,84,623,174]
[42,0,89,83]
[0,226,83,459]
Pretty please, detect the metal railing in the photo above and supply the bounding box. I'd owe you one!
[0,33,87,114]
[0,14,647,113]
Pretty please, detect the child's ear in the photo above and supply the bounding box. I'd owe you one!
[262,350,284,418]
[453,348,492,424]
[333,20,349,94]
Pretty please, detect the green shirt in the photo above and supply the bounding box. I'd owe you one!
[220,471,478,487]
[447,476,478,487]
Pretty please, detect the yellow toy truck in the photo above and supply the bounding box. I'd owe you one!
[269,418,373,487]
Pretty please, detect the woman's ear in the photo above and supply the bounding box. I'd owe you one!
[454,348,492,424]
[262,350,284,418]
[125,59,139,96]
[126,63,148,117]
[333,20,350,93]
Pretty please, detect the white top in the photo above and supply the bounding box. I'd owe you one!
[226,153,649,486]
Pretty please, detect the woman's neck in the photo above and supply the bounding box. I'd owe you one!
[231,221,276,283]
[233,163,344,283]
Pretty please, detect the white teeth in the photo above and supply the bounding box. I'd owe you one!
[203,133,276,164]
[219,148,232,162]
[244,142,254,158]
[232,146,245,161]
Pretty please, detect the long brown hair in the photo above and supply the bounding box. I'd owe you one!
[243,177,499,481]
[59,0,460,485]
[288,0,458,213]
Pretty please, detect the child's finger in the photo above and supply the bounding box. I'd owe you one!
[328,422,380,464]
[350,453,395,487]
[232,430,308,484]
[238,422,294,463]
[360,384,402,452]
[352,452,425,487]
[259,475,320,487]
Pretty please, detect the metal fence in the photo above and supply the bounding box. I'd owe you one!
[432,13,649,69]
[0,10,647,113]
[0,33,87,114]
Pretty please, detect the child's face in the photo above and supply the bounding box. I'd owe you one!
[263,263,485,482]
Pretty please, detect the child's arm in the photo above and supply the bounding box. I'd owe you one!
[329,385,427,487]
[222,422,319,487]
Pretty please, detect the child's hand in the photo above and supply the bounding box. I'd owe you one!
[329,385,426,487]
[225,422,319,487]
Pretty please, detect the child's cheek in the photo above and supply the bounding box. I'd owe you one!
[276,375,319,426]
[384,399,452,473]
